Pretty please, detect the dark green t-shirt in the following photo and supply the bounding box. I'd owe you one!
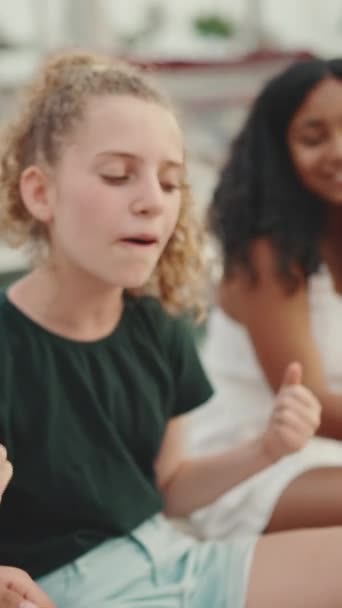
[0,293,212,578]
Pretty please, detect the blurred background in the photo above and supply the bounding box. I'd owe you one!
[0,0,341,284]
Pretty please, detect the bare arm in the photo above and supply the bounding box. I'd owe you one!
[155,364,320,517]
[156,418,273,517]
[219,239,342,440]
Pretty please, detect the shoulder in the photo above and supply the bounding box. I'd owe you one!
[0,291,43,356]
[231,238,307,291]
[126,294,206,379]
[0,293,19,381]
[219,239,310,323]
[0,292,14,340]
[127,297,213,415]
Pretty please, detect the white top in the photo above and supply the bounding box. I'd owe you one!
[187,265,342,539]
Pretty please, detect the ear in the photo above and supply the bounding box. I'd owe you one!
[19,165,54,224]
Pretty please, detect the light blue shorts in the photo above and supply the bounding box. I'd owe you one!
[37,515,257,608]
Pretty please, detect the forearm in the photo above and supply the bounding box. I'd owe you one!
[161,437,275,517]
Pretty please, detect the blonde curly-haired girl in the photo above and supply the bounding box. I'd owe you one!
[0,50,340,608]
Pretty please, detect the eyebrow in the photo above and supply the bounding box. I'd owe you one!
[95,151,183,168]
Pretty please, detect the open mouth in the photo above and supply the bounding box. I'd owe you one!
[120,237,158,246]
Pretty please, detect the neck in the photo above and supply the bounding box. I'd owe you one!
[8,262,124,341]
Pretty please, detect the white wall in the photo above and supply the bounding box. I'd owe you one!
[1,0,342,56]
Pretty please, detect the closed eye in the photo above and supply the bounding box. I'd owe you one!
[160,183,181,193]
[101,175,130,185]
[298,136,326,147]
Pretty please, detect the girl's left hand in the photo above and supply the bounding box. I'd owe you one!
[0,445,12,500]
[262,362,321,462]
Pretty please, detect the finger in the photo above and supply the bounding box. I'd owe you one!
[0,461,13,496]
[0,587,35,608]
[0,445,8,462]
[9,578,54,608]
[275,394,321,422]
[274,411,317,437]
[281,362,302,387]
[279,385,321,411]
[272,421,310,452]
[274,398,320,430]
[0,444,12,490]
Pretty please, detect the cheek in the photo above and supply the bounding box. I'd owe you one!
[61,198,95,238]
[62,181,117,233]
[166,197,182,233]
[291,147,322,183]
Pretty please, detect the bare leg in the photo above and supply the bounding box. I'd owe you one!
[265,467,342,532]
[246,527,342,608]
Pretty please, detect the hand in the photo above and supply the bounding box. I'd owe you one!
[0,567,55,608]
[262,362,321,462]
[0,446,12,501]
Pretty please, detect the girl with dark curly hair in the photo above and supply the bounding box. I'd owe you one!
[189,57,342,540]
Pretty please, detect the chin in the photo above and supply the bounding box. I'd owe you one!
[98,260,157,289]
[119,270,154,289]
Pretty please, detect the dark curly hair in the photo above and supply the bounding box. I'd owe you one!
[210,57,342,289]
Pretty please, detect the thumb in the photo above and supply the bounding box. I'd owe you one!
[281,361,302,387]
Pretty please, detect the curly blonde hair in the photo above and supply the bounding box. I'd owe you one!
[0,51,207,318]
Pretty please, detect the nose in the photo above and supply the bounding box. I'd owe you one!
[130,174,165,217]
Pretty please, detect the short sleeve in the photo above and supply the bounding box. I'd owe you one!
[168,318,213,417]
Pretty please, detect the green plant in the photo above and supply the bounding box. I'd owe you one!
[193,13,235,38]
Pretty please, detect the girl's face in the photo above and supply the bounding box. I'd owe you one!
[39,95,184,288]
[287,77,342,206]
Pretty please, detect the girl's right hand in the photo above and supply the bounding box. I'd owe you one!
[0,453,55,608]
[0,445,13,500]
[0,566,55,608]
